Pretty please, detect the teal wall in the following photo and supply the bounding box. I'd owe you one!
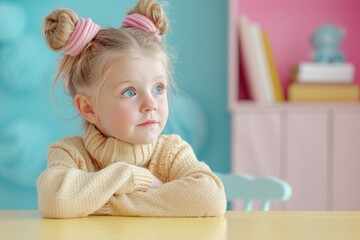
[0,0,229,209]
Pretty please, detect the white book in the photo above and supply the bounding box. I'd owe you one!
[297,62,355,83]
[250,22,274,102]
[238,15,262,101]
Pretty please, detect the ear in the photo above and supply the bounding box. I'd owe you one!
[74,94,99,124]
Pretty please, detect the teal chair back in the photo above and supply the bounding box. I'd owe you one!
[215,172,292,211]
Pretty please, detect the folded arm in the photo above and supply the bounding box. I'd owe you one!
[99,136,227,217]
[37,146,153,219]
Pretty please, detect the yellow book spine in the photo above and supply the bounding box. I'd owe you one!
[261,31,284,102]
[288,83,360,102]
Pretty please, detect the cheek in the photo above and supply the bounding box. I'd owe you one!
[160,98,169,119]
[98,100,135,127]
[113,102,136,124]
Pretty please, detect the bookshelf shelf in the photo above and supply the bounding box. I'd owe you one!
[228,0,360,211]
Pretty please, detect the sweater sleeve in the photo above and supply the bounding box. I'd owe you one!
[102,135,227,217]
[37,142,153,219]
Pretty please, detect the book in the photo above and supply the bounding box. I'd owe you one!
[288,83,360,102]
[261,30,284,102]
[238,15,274,102]
[296,62,355,83]
[238,15,262,102]
[251,22,274,102]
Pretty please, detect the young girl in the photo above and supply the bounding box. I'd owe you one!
[37,0,226,218]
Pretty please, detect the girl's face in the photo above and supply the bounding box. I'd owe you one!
[94,55,169,144]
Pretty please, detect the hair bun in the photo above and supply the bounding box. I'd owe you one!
[43,8,78,51]
[128,0,169,35]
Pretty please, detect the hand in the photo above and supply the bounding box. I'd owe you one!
[151,174,163,189]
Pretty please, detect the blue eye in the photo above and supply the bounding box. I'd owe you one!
[154,85,165,95]
[122,88,136,97]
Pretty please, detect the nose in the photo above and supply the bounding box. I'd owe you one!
[140,95,157,113]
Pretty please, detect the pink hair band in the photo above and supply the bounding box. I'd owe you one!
[122,13,161,41]
[64,18,100,56]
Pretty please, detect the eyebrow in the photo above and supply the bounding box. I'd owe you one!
[153,74,167,81]
[112,74,167,89]
[112,80,133,89]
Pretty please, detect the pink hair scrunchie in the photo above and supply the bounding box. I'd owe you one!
[121,13,161,41]
[64,18,100,56]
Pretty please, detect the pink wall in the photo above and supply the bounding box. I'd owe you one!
[236,0,360,96]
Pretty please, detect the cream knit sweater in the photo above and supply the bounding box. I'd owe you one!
[37,124,226,218]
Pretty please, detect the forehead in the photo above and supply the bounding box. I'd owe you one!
[106,54,166,81]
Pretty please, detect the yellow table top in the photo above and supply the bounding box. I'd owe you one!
[1,210,360,240]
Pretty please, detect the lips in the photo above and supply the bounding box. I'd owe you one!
[138,120,158,127]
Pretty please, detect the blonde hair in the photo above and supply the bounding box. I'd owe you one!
[43,0,172,112]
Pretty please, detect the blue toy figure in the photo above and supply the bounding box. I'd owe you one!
[311,25,346,62]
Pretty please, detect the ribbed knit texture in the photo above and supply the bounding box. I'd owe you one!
[83,124,155,168]
[37,124,226,218]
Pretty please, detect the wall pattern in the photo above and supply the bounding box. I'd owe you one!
[0,0,229,209]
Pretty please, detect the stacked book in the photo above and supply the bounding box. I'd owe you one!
[288,62,359,102]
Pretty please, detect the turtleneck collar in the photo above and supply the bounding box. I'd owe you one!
[83,124,156,168]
